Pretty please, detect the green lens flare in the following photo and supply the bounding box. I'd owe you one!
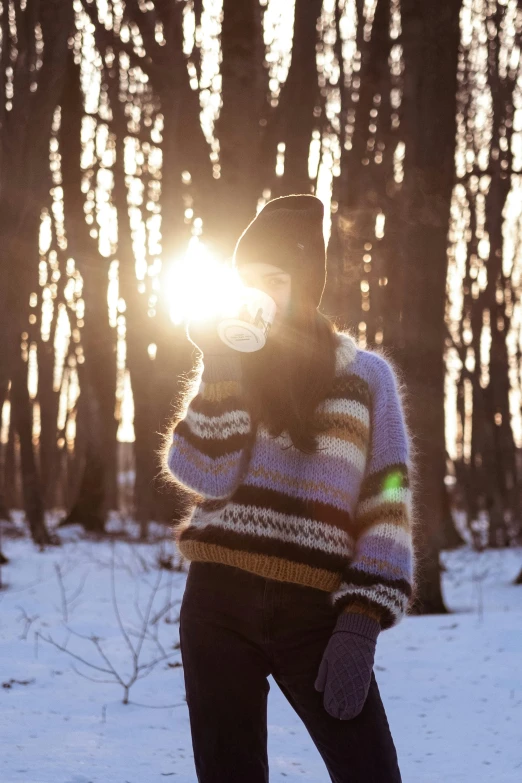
[384,470,404,491]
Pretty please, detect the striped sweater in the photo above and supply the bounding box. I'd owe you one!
[167,331,415,630]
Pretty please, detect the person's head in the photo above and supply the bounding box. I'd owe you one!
[233,194,327,313]
[236,262,291,336]
[231,194,339,455]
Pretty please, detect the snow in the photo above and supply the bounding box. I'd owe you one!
[1,516,522,783]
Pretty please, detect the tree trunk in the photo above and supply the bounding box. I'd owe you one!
[399,0,462,614]
[328,0,397,335]
[204,0,266,253]
[0,1,72,535]
[59,381,106,533]
[37,319,61,509]
[10,355,51,546]
[59,49,118,531]
[0,380,10,519]
[441,471,466,549]
[268,0,323,198]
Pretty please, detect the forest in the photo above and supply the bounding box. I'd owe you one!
[2,3,522,782]
[1,0,522,657]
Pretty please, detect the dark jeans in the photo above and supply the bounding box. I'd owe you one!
[179,560,402,783]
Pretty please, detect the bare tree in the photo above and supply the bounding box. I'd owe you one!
[0,0,73,544]
[398,0,462,613]
[58,49,118,533]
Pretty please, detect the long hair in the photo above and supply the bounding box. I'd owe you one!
[240,283,339,455]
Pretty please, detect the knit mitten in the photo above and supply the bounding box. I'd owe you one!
[314,611,380,720]
[187,319,242,381]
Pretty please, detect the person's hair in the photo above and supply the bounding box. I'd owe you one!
[240,282,339,455]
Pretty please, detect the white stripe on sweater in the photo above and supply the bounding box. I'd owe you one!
[184,408,251,439]
[192,504,356,558]
[330,582,409,620]
[317,398,370,427]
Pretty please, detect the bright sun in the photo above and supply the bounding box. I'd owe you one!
[165,237,245,325]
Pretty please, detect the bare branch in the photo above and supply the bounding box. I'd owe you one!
[40,634,115,676]
[91,637,126,687]
[15,605,39,640]
[110,545,137,660]
[71,665,117,685]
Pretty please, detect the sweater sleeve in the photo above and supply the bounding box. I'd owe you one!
[330,352,415,630]
[166,353,254,500]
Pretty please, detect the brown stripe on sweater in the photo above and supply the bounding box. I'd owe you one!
[314,411,369,450]
[340,600,383,623]
[353,501,410,532]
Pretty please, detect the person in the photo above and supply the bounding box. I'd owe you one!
[164,194,416,783]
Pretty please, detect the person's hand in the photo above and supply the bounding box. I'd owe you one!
[186,316,236,358]
[314,612,380,720]
[187,316,242,381]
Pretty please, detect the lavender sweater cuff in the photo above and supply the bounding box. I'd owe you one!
[333,611,381,643]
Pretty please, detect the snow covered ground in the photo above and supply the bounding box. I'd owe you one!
[1,515,521,783]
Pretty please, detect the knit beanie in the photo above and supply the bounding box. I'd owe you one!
[233,194,327,309]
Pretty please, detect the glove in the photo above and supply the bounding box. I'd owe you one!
[314,611,380,720]
[187,316,236,357]
[186,317,242,381]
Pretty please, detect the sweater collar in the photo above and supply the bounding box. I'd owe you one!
[334,331,358,376]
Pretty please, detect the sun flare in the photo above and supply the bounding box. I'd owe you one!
[165,237,246,326]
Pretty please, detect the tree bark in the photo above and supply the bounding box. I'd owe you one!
[0,0,73,538]
[204,0,266,253]
[399,0,462,614]
[327,0,396,332]
[10,355,51,545]
[37,316,61,509]
[268,0,323,199]
[59,381,106,533]
[59,48,118,531]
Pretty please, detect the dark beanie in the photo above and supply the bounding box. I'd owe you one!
[233,194,327,308]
